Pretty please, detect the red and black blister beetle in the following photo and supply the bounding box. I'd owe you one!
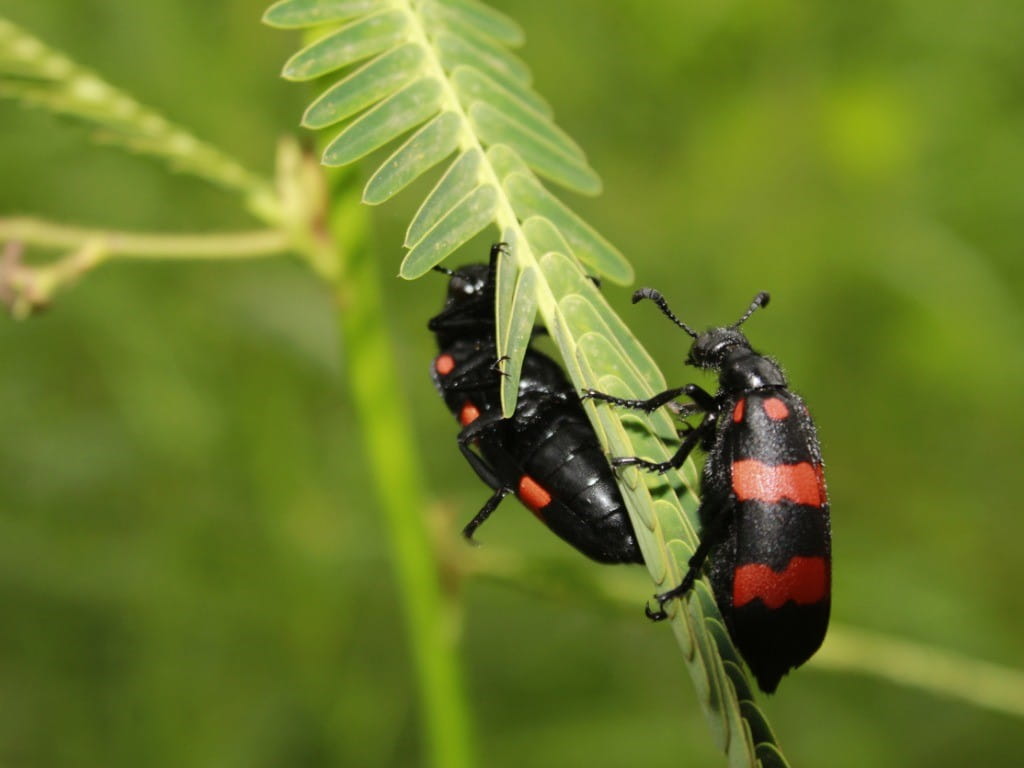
[584,288,831,692]
[429,243,642,565]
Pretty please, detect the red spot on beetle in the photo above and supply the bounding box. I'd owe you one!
[733,556,829,609]
[434,354,456,376]
[459,402,480,426]
[731,460,826,507]
[762,397,790,420]
[517,475,552,515]
[732,398,746,422]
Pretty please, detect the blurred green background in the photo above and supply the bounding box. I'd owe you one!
[2,1,1023,766]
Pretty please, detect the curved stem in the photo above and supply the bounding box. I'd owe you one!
[814,624,1024,719]
[467,549,1024,721]
[0,18,277,219]
[0,218,290,258]
[0,219,293,318]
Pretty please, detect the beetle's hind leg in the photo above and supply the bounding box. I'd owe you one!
[581,385,693,414]
[645,492,734,621]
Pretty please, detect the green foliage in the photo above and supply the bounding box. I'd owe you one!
[266,1,793,765]
[0,18,275,220]
[3,1,1024,767]
[262,0,629,291]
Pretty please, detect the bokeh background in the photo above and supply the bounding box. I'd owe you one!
[2,1,1023,766]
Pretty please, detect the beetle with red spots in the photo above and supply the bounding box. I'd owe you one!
[584,288,831,692]
[428,243,641,565]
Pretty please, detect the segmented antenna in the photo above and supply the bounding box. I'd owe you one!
[732,291,770,328]
[632,288,698,338]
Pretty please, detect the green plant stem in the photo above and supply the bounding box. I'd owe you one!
[0,219,293,318]
[813,624,1024,719]
[321,167,474,768]
[0,217,290,258]
[466,547,1024,721]
[0,17,278,220]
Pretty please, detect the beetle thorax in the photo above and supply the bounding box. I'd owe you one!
[718,347,787,392]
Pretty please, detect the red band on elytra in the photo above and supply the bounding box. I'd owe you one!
[731,460,826,507]
[733,556,829,609]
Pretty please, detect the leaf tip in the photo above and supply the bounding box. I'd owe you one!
[604,262,634,286]
[576,170,603,197]
[397,252,424,280]
[319,144,343,167]
[299,103,320,129]
[263,0,304,29]
[261,2,283,27]
[280,60,305,82]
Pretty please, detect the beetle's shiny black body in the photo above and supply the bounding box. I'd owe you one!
[585,289,831,692]
[429,244,641,564]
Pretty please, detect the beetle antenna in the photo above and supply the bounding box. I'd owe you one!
[633,288,698,338]
[732,291,770,328]
[433,265,455,277]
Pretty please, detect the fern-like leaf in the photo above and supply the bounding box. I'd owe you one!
[0,17,275,220]
[267,2,791,766]
[264,0,631,410]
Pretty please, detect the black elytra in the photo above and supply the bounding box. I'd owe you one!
[584,288,831,692]
[428,243,642,565]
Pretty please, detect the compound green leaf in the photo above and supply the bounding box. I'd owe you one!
[263,0,378,28]
[434,31,549,116]
[406,148,483,247]
[484,141,531,178]
[494,239,517,364]
[539,251,661,389]
[566,300,656,398]
[756,744,791,768]
[399,184,498,278]
[364,111,462,204]
[433,28,529,84]
[282,10,409,81]
[471,101,600,195]
[706,619,757,767]
[689,588,728,752]
[303,43,427,129]
[521,217,572,259]
[323,76,443,166]
[266,2,793,763]
[505,172,632,284]
[427,0,525,47]
[499,266,538,416]
[738,700,777,753]
[452,67,585,161]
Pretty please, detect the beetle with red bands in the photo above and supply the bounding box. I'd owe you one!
[584,288,831,693]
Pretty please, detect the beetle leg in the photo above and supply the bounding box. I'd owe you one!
[461,486,514,542]
[645,492,734,621]
[581,385,693,414]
